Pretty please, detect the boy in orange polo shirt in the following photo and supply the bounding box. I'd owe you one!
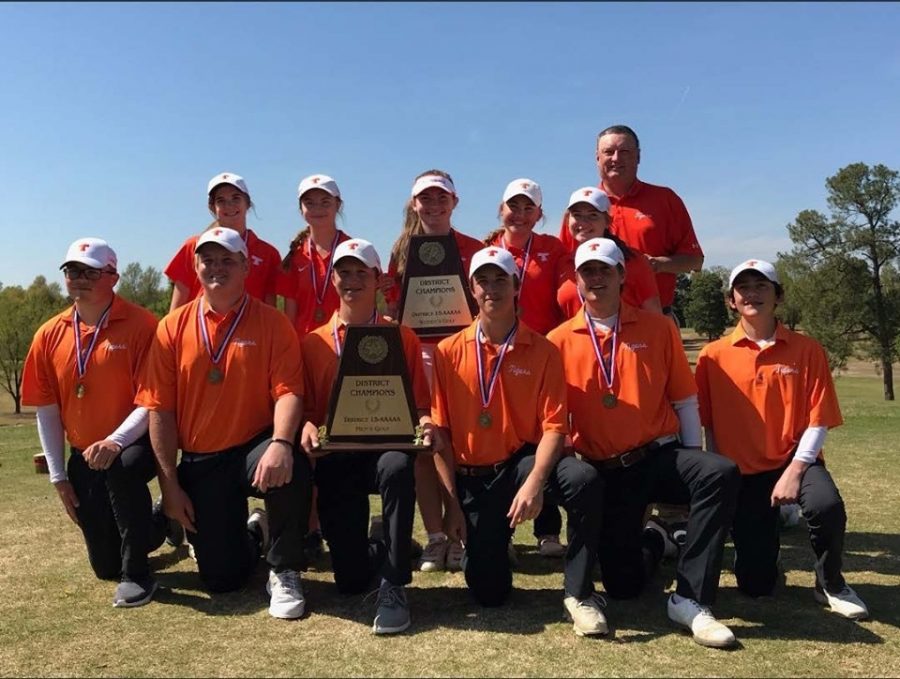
[299,239,434,635]
[431,247,607,637]
[696,259,868,620]
[136,227,311,620]
[548,238,740,649]
[22,238,181,608]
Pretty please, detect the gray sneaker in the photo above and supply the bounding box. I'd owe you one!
[112,576,159,608]
[372,582,411,634]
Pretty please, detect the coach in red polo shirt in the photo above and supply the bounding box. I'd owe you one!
[559,125,703,315]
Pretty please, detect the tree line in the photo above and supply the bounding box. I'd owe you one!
[2,163,898,409]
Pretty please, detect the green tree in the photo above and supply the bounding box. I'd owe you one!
[671,273,692,329]
[784,162,900,400]
[0,277,68,413]
[685,269,729,341]
[116,262,170,318]
[773,257,805,330]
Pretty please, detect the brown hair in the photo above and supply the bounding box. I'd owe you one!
[483,199,545,246]
[389,169,455,280]
[281,196,344,270]
[205,183,255,233]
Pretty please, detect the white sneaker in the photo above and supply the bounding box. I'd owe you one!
[267,569,305,619]
[814,585,868,620]
[667,593,736,648]
[563,593,609,636]
[418,537,449,572]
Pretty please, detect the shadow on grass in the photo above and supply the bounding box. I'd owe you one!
[775,527,900,578]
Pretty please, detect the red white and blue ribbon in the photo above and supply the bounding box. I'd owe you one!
[475,320,518,410]
[197,295,249,366]
[309,230,341,306]
[73,303,112,380]
[500,233,532,295]
[331,310,378,357]
[584,308,618,392]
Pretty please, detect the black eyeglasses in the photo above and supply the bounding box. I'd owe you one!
[62,267,111,281]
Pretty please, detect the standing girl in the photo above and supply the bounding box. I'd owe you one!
[386,170,483,573]
[277,174,353,339]
[165,172,281,311]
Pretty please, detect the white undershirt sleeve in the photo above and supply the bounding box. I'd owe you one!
[107,407,149,450]
[671,394,702,448]
[794,426,827,465]
[36,404,67,484]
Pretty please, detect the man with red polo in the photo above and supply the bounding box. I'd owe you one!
[560,124,703,317]
[136,227,311,619]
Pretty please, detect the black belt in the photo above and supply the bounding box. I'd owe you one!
[596,440,662,471]
[456,460,510,477]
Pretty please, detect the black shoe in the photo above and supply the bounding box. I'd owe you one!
[153,496,185,548]
[302,530,324,561]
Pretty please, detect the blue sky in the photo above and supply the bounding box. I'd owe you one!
[2,2,899,288]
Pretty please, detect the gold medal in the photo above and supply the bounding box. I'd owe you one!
[314,307,325,322]
[208,367,223,384]
[602,393,618,409]
[478,411,492,429]
[75,383,86,399]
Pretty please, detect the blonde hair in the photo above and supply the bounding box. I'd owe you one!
[389,169,455,280]
[281,197,344,270]
[206,183,255,233]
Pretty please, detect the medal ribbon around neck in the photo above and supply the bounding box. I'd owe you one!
[331,310,379,357]
[73,303,113,381]
[584,308,619,393]
[198,295,249,367]
[308,230,341,307]
[475,320,518,412]
[500,233,532,296]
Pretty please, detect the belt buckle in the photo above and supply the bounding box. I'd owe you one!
[619,448,643,468]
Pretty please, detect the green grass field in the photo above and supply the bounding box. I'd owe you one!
[0,377,898,678]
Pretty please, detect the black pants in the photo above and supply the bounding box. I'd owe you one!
[68,436,166,581]
[178,431,312,593]
[456,446,603,607]
[732,460,847,597]
[533,501,563,539]
[593,444,740,605]
[315,449,415,594]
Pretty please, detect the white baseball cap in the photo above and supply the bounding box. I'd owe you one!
[411,174,456,197]
[567,186,610,213]
[575,238,625,270]
[195,227,249,258]
[468,247,519,280]
[207,172,249,196]
[297,174,341,199]
[728,259,780,288]
[61,237,118,271]
[333,238,382,273]
[502,178,542,207]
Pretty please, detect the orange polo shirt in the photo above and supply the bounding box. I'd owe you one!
[300,313,430,426]
[385,229,484,345]
[275,230,352,339]
[432,320,568,466]
[485,232,574,335]
[558,251,660,318]
[695,323,843,474]
[164,229,282,302]
[558,180,702,307]
[21,295,157,450]
[135,294,302,453]
[548,302,695,460]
